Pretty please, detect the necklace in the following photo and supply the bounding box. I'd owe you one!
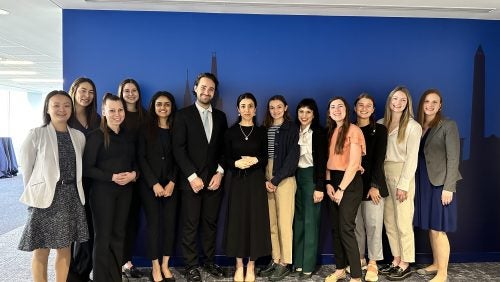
[239,124,254,140]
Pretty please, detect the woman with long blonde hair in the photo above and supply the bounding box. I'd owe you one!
[378,86,422,281]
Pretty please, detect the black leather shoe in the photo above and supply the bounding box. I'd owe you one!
[185,267,202,282]
[379,263,398,275]
[386,266,412,281]
[203,263,224,277]
[269,264,290,281]
[259,261,277,277]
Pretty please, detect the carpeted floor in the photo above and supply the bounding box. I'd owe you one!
[1,176,499,281]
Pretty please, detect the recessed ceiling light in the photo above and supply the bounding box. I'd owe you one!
[0,71,37,75]
[0,60,35,65]
[12,78,63,83]
[0,9,9,15]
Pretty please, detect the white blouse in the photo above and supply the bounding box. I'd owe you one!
[380,118,422,191]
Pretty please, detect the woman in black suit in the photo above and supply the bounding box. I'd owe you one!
[138,91,179,282]
[84,93,138,282]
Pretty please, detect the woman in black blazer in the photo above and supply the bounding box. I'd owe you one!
[138,91,179,282]
[290,98,327,279]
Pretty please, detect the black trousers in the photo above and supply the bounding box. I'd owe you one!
[90,184,132,282]
[181,187,222,268]
[139,181,178,260]
[67,180,94,282]
[122,182,141,264]
[328,170,363,279]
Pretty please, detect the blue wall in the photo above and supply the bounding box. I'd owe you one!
[63,9,500,264]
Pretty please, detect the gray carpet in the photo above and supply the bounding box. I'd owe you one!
[120,262,500,281]
[1,176,499,281]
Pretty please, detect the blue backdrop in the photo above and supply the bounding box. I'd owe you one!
[63,9,500,264]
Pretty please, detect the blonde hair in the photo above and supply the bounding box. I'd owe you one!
[383,86,414,143]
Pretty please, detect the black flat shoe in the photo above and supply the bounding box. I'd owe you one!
[386,266,413,281]
[269,264,290,281]
[163,276,176,282]
[379,263,398,275]
[259,261,277,277]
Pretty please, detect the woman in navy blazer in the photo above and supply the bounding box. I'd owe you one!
[18,90,88,282]
[259,95,300,281]
[137,91,179,282]
[414,89,462,282]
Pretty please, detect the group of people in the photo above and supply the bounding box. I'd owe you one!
[17,72,460,282]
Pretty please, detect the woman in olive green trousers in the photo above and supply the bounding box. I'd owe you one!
[291,98,327,279]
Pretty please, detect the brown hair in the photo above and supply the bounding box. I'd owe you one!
[263,95,291,128]
[117,78,146,122]
[354,92,376,132]
[326,96,351,154]
[417,88,443,128]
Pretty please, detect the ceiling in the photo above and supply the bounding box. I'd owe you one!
[1,0,499,93]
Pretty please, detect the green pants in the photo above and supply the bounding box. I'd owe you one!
[293,167,321,273]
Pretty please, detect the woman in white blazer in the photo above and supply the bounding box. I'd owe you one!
[18,90,89,282]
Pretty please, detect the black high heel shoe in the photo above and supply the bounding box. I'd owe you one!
[151,270,165,282]
[162,268,176,282]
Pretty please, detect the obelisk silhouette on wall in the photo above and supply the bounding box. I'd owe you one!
[183,69,192,107]
[211,52,223,110]
[470,46,485,160]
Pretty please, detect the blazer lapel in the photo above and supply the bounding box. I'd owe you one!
[425,120,442,148]
[190,105,209,144]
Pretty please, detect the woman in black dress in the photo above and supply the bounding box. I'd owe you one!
[84,93,138,282]
[137,91,179,282]
[224,93,271,282]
